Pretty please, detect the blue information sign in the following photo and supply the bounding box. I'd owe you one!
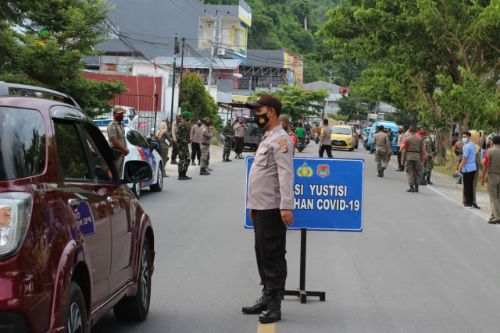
[245,157,364,231]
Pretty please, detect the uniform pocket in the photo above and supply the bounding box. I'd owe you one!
[255,147,269,166]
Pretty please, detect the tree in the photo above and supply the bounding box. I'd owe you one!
[0,0,125,117]
[320,0,500,160]
[180,73,220,127]
[250,85,328,121]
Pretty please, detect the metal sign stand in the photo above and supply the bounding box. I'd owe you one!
[284,228,326,304]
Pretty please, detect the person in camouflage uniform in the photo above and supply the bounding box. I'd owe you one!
[222,120,235,162]
[423,129,437,185]
[177,111,192,180]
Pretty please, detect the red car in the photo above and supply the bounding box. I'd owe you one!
[0,82,155,332]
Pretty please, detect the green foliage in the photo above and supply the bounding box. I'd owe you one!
[321,0,500,131]
[250,85,328,121]
[180,73,221,127]
[0,0,125,117]
[337,95,368,121]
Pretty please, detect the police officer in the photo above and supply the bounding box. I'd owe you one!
[243,95,294,324]
[107,106,129,176]
[200,118,213,175]
[401,126,425,192]
[374,125,392,177]
[177,111,192,180]
[480,135,500,224]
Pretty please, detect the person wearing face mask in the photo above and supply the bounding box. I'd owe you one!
[107,106,129,176]
[243,95,294,324]
[455,131,477,208]
[279,114,297,147]
[190,119,203,165]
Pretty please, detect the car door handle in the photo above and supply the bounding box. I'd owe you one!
[68,198,81,207]
[106,196,116,205]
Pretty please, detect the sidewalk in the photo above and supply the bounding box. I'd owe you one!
[389,160,491,221]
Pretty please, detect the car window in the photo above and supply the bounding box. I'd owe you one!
[332,127,352,135]
[79,128,114,183]
[128,130,149,148]
[54,121,92,182]
[0,107,46,181]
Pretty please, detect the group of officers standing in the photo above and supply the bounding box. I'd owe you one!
[374,125,437,192]
[374,123,500,224]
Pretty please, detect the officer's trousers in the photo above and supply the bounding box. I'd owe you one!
[375,150,389,172]
[234,137,244,155]
[487,174,500,219]
[191,142,201,162]
[252,209,287,291]
[405,160,420,186]
[200,144,210,169]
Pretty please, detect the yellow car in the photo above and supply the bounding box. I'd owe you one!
[331,125,355,151]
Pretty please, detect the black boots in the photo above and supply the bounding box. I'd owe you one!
[259,290,283,323]
[407,185,417,192]
[242,289,270,315]
[222,153,232,162]
[377,169,384,177]
[178,171,191,180]
[427,173,433,185]
[200,168,210,175]
[242,289,283,323]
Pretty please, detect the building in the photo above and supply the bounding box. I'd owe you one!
[84,0,252,123]
[233,49,304,103]
[302,81,349,115]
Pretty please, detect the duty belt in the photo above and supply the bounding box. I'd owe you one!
[407,150,420,153]
[202,143,210,146]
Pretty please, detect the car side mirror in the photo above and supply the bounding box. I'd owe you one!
[122,161,152,184]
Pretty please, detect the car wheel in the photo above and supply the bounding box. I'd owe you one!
[150,165,163,192]
[65,282,89,333]
[114,238,152,322]
[132,182,141,199]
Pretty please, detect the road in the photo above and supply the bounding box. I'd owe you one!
[93,143,500,333]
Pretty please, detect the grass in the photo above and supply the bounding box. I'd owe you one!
[433,147,487,192]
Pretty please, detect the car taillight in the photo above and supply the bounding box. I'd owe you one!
[0,193,32,258]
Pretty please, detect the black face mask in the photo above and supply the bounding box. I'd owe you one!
[197,123,202,127]
[255,113,269,128]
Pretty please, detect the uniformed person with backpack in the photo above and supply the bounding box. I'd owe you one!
[243,95,294,324]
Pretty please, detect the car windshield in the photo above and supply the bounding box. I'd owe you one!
[332,127,351,135]
[0,107,46,181]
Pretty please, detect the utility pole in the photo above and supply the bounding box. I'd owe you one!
[207,12,221,90]
[169,34,179,131]
[178,37,185,108]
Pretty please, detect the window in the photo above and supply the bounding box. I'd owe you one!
[332,127,352,135]
[54,122,92,181]
[126,130,149,148]
[80,129,113,183]
[0,107,46,181]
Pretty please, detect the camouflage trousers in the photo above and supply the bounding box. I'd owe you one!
[201,144,210,169]
[223,138,233,155]
[177,143,190,174]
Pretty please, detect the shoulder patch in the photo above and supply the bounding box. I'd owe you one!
[279,138,289,153]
